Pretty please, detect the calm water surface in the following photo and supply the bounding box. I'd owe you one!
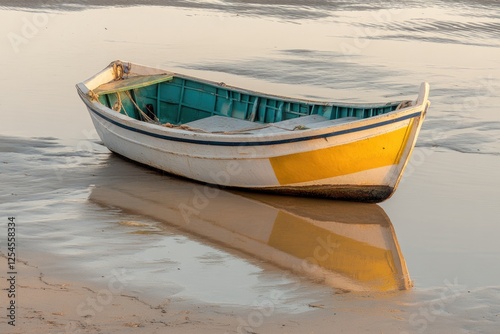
[1,0,500,323]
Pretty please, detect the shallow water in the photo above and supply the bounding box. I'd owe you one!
[1,0,500,331]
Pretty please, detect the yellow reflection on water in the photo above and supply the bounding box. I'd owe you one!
[89,156,411,292]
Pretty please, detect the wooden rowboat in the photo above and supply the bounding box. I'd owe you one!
[76,61,430,202]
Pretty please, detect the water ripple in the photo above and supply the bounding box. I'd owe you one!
[358,16,500,48]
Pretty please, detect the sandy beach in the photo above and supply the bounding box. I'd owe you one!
[1,255,249,334]
[1,0,500,333]
[3,250,500,333]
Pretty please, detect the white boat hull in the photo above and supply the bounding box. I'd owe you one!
[77,61,430,202]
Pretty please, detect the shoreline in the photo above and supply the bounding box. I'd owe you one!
[1,254,249,333]
[3,252,500,334]
[1,253,346,334]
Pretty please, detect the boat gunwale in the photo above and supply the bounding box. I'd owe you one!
[82,98,423,147]
[81,60,408,108]
[76,61,428,147]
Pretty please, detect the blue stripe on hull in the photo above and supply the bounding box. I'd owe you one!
[89,106,421,147]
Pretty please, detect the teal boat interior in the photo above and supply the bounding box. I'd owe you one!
[93,73,405,128]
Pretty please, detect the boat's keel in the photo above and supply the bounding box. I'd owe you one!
[253,184,394,203]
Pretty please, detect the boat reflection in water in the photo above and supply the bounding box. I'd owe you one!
[89,157,411,292]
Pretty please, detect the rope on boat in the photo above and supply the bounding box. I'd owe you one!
[161,122,267,134]
[124,91,161,125]
[113,92,130,117]
[162,122,303,134]
[162,122,209,133]
[396,100,413,110]
[112,61,131,81]
[221,125,272,134]
[113,62,123,81]
[88,90,99,101]
[269,124,307,131]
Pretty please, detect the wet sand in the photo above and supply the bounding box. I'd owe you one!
[1,1,500,333]
[3,250,500,333]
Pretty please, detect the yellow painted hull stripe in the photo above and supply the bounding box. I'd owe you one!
[269,121,414,185]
